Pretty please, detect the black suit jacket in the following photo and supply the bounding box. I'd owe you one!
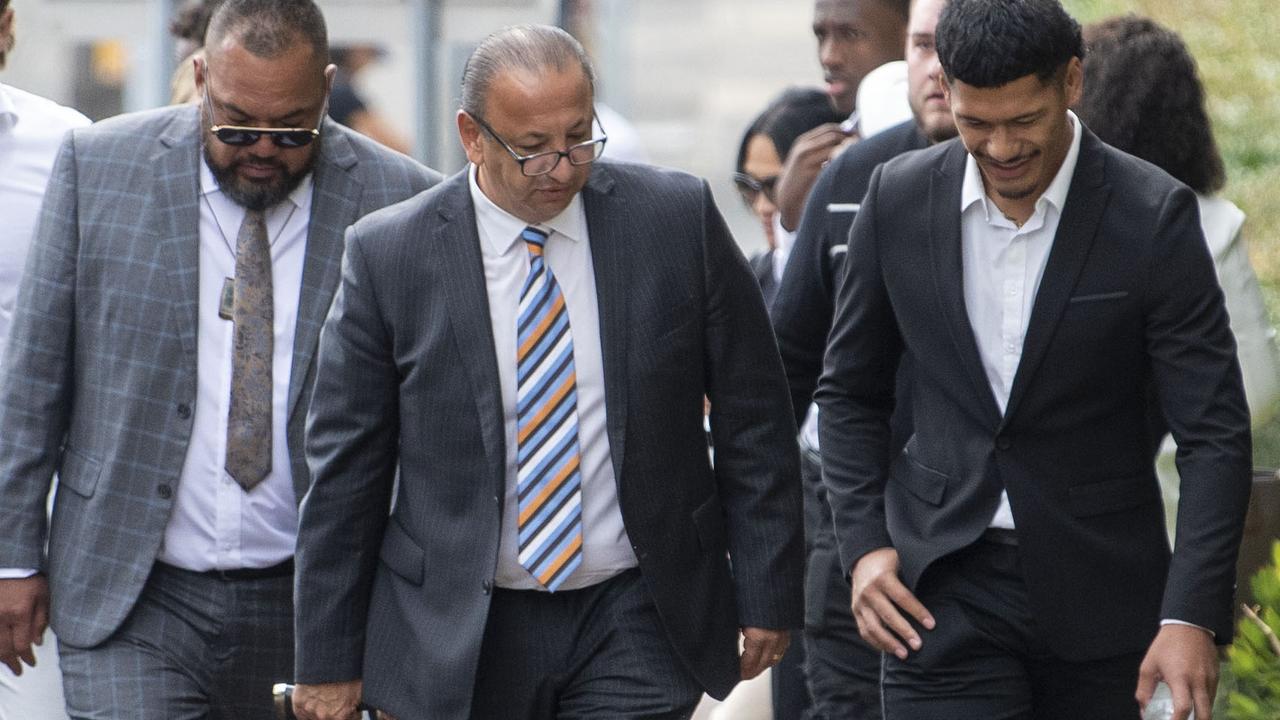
[295,162,803,718]
[815,129,1251,660]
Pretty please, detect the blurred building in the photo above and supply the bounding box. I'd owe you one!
[5,0,820,252]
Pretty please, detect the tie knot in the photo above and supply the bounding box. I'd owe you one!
[522,226,549,256]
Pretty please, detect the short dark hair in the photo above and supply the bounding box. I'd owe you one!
[461,25,595,120]
[936,0,1083,87]
[1078,15,1225,194]
[205,0,328,62]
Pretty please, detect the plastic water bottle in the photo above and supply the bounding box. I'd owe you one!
[1143,682,1195,720]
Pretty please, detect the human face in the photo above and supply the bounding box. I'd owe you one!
[944,59,1082,222]
[905,0,955,143]
[195,36,333,212]
[458,65,595,225]
[814,0,908,116]
[739,134,783,250]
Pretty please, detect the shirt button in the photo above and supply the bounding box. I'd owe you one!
[157,484,173,499]
[176,404,191,419]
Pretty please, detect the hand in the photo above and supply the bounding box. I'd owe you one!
[775,122,854,231]
[1136,624,1219,720]
[292,680,363,720]
[0,575,49,676]
[739,627,790,680]
[850,547,935,659]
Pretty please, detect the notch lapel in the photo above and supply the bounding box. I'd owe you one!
[581,167,628,484]
[1000,131,1111,427]
[928,143,1002,428]
[152,107,203,377]
[436,173,508,491]
[286,123,361,419]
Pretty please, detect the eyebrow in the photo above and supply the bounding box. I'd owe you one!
[512,119,593,145]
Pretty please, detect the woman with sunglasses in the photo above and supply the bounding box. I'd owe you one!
[735,88,843,310]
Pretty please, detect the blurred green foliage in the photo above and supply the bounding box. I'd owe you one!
[1225,541,1280,719]
[1063,0,1280,466]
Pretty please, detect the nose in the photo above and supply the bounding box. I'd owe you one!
[752,192,777,224]
[247,133,281,157]
[819,36,839,70]
[547,151,575,184]
[986,127,1020,163]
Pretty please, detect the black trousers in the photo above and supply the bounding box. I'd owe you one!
[882,537,1145,720]
[801,449,882,719]
[471,569,703,720]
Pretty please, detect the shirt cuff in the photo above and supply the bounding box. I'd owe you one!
[1161,618,1215,638]
[0,568,39,579]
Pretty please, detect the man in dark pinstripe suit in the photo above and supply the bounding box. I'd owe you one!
[291,24,803,720]
[0,2,438,717]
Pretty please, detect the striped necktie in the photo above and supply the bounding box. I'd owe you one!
[515,226,583,591]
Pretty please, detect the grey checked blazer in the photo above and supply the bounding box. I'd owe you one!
[0,104,440,648]
[294,164,804,719]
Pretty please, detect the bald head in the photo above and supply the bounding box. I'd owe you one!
[461,24,596,120]
[205,0,328,66]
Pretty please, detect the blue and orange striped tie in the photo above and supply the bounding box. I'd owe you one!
[515,226,583,591]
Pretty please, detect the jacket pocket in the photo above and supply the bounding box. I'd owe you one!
[892,453,948,507]
[1068,290,1129,304]
[57,447,102,498]
[1067,475,1157,517]
[378,518,425,585]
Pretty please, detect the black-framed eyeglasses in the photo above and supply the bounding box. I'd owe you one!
[471,113,608,177]
[202,80,326,149]
[733,172,779,205]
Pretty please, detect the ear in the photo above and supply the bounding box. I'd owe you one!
[323,63,337,95]
[938,74,951,102]
[193,54,207,94]
[456,110,485,167]
[1062,56,1083,108]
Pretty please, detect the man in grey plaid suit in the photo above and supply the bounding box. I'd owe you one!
[0,1,438,717]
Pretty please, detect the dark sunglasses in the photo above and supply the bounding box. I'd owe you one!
[733,172,779,204]
[202,81,325,149]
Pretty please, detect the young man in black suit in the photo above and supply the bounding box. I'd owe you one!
[816,1,1251,718]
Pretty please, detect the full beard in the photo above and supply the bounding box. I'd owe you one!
[203,138,319,212]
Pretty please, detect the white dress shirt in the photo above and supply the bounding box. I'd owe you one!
[155,160,312,571]
[468,165,638,591]
[960,110,1082,530]
[0,83,89,363]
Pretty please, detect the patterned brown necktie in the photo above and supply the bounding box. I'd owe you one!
[225,209,273,490]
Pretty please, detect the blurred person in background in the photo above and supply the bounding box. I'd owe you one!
[735,87,843,311]
[1076,14,1280,535]
[774,0,909,233]
[0,1,88,718]
[169,0,225,105]
[0,1,439,717]
[773,1,954,716]
[327,44,413,155]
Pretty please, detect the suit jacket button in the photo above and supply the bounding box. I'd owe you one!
[482,580,493,594]
[996,437,1012,451]
[157,484,172,499]
[176,404,191,419]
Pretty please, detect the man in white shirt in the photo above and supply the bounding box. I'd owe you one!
[815,0,1250,718]
[0,3,89,717]
[290,23,803,720]
[0,1,438,717]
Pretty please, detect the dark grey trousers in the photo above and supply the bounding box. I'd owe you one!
[59,562,293,720]
[470,568,703,720]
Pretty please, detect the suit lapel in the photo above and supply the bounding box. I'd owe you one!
[581,167,629,484]
[436,172,508,489]
[1001,131,1111,427]
[928,142,1002,428]
[286,121,361,419]
[152,107,203,376]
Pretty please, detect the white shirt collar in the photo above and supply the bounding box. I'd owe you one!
[0,83,19,134]
[468,163,587,256]
[961,109,1083,221]
[198,153,314,217]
